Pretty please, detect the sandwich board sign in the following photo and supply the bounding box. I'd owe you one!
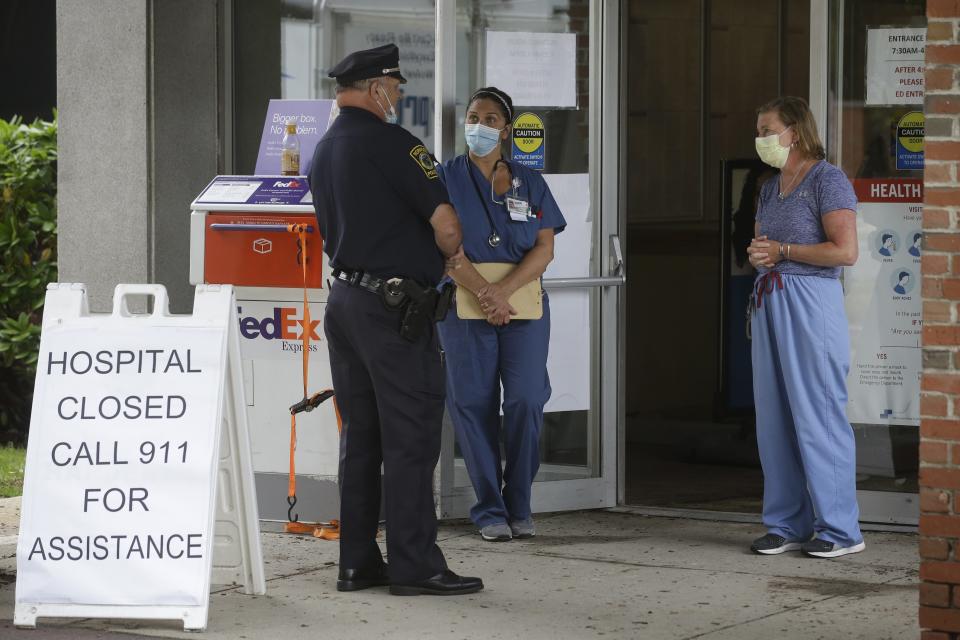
[14,283,265,632]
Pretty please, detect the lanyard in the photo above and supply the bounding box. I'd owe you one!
[467,159,509,248]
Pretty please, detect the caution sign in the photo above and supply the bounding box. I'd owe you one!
[895,111,924,171]
[511,112,545,170]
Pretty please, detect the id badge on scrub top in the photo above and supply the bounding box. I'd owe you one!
[506,196,531,222]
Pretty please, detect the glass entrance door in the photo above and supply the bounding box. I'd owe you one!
[434,0,623,519]
[820,0,927,524]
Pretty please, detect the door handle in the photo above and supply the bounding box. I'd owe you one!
[542,234,626,290]
[610,234,624,279]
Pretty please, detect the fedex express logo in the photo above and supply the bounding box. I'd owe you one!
[273,180,300,188]
[237,305,320,353]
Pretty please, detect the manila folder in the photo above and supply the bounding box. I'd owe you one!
[455,262,543,320]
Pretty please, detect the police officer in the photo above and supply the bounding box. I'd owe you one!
[309,43,483,596]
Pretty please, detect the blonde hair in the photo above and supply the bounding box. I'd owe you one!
[757,96,826,160]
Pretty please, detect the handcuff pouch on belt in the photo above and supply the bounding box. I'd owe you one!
[379,279,454,342]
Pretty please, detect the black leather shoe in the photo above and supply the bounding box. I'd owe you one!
[337,564,390,592]
[389,569,484,596]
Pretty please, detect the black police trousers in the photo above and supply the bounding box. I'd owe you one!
[323,279,448,584]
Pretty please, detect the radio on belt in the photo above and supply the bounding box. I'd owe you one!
[189,175,340,523]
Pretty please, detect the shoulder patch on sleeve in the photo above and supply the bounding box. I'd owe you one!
[409,144,438,180]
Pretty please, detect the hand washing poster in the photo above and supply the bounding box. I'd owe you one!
[844,178,923,425]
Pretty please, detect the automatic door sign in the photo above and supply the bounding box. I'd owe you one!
[895,111,924,171]
[512,112,545,170]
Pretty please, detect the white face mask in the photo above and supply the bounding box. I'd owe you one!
[375,85,399,124]
[755,126,792,169]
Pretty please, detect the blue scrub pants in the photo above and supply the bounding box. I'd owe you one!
[437,296,552,528]
[751,273,863,547]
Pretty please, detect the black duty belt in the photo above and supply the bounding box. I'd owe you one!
[332,268,386,294]
[331,268,453,342]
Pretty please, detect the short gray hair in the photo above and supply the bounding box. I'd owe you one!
[335,77,379,94]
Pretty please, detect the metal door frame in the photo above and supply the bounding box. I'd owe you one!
[812,0,918,526]
[433,0,625,519]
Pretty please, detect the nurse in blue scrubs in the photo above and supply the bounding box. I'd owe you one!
[436,87,566,542]
[747,96,864,559]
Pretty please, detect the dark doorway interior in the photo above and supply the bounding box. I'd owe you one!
[624,0,810,511]
[0,0,57,122]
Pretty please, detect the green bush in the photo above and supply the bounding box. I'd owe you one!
[0,113,57,444]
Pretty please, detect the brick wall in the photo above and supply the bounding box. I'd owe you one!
[920,1,960,638]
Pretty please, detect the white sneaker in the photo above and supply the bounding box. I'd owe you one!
[802,538,866,558]
[750,533,803,555]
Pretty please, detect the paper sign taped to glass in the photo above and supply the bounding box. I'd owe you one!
[456,263,543,320]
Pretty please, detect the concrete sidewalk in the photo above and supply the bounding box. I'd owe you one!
[0,498,917,639]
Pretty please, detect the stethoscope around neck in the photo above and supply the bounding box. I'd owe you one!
[467,157,515,248]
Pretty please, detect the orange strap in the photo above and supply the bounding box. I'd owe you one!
[286,223,310,505]
[290,223,311,399]
[288,413,298,500]
[333,396,342,435]
[283,223,343,536]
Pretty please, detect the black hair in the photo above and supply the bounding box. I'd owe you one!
[914,233,922,242]
[898,271,910,280]
[882,233,893,243]
[469,87,514,123]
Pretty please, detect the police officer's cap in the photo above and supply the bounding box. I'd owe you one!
[328,44,407,85]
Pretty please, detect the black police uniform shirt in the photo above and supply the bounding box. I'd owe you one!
[309,106,450,287]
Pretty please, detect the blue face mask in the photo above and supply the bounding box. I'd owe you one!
[376,85,399,125]
[464,123,502,157]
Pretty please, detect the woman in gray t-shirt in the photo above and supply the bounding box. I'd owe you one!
[746,96,865,559]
